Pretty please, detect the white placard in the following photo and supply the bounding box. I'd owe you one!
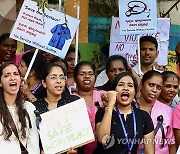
[119,0,157,35]
[10,0,80,58]
[39,98,94,154]
[110,17,170,66]
[111,17,170,42]
[110,42,138,65]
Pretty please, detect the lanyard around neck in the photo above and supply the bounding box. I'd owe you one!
[115,105,137,152]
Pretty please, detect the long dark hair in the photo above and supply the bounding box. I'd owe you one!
[0,62,27,140]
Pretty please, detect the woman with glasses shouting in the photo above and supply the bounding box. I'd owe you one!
[73,61,106,154]
[33,63,80,154]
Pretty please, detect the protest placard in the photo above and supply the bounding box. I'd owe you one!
[39,98,94,154]
[110,17,170,66]
[166,51,178,73]
[118,0,157,35]
[10,0,80,58]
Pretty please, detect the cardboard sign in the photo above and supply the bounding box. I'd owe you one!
[118,0,157,35]
[166,51,178,73]
[39,98,94,154]
[110,17,170,66]
[10,0,80,58]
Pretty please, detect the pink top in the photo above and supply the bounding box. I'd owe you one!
[66,81,76,94]
[151,100,174,154]
[137,100,174,154]
[172,104,180,129]
[66,80,75,88]
[12,51,30,66]
[75,89,105,154]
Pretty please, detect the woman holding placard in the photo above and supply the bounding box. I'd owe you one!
[33,62,80,153]
[0,61,39,154]
[19,51,47,102]
[94,72,154,154]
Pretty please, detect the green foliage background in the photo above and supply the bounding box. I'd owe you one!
[39,0,174,17]
[48,0,58,4]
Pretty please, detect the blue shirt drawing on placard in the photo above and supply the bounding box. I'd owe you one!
[48,24,71,50]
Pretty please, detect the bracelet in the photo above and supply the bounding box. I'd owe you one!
[30,97,37,103]
[105,107,113,111]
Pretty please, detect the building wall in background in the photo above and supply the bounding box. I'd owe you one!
[0,0,16,35]
[157,1,180,25]
[157,1,180,51]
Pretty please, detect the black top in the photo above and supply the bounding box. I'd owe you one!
[33,94,80,114]
[32,83,46,100]
[93,106,154,154]
[96,80,112,91]
[31,83,70,101]
[33,94,80,153]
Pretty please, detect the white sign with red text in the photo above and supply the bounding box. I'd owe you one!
[110,17,170,66]
[10,0,80,58]
[119,0,157,35]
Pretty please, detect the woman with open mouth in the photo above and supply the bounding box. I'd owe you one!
[0,33,17,65]
[0,62,39,154]
[94,72,154,154]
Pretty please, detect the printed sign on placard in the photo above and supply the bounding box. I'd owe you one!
[118,0,157,35]
[10,0,80,58]
[110,17,170,66]
[39,98,94,154]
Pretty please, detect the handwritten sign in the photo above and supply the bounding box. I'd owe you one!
[166,51,178,73]
[110,17,170,66]
[119,0,157,35]
[39,98,94,154]
[10,0,80,58]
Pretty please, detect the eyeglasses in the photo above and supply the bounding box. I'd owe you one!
[77,72,95,77]
[49,74,67,80]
